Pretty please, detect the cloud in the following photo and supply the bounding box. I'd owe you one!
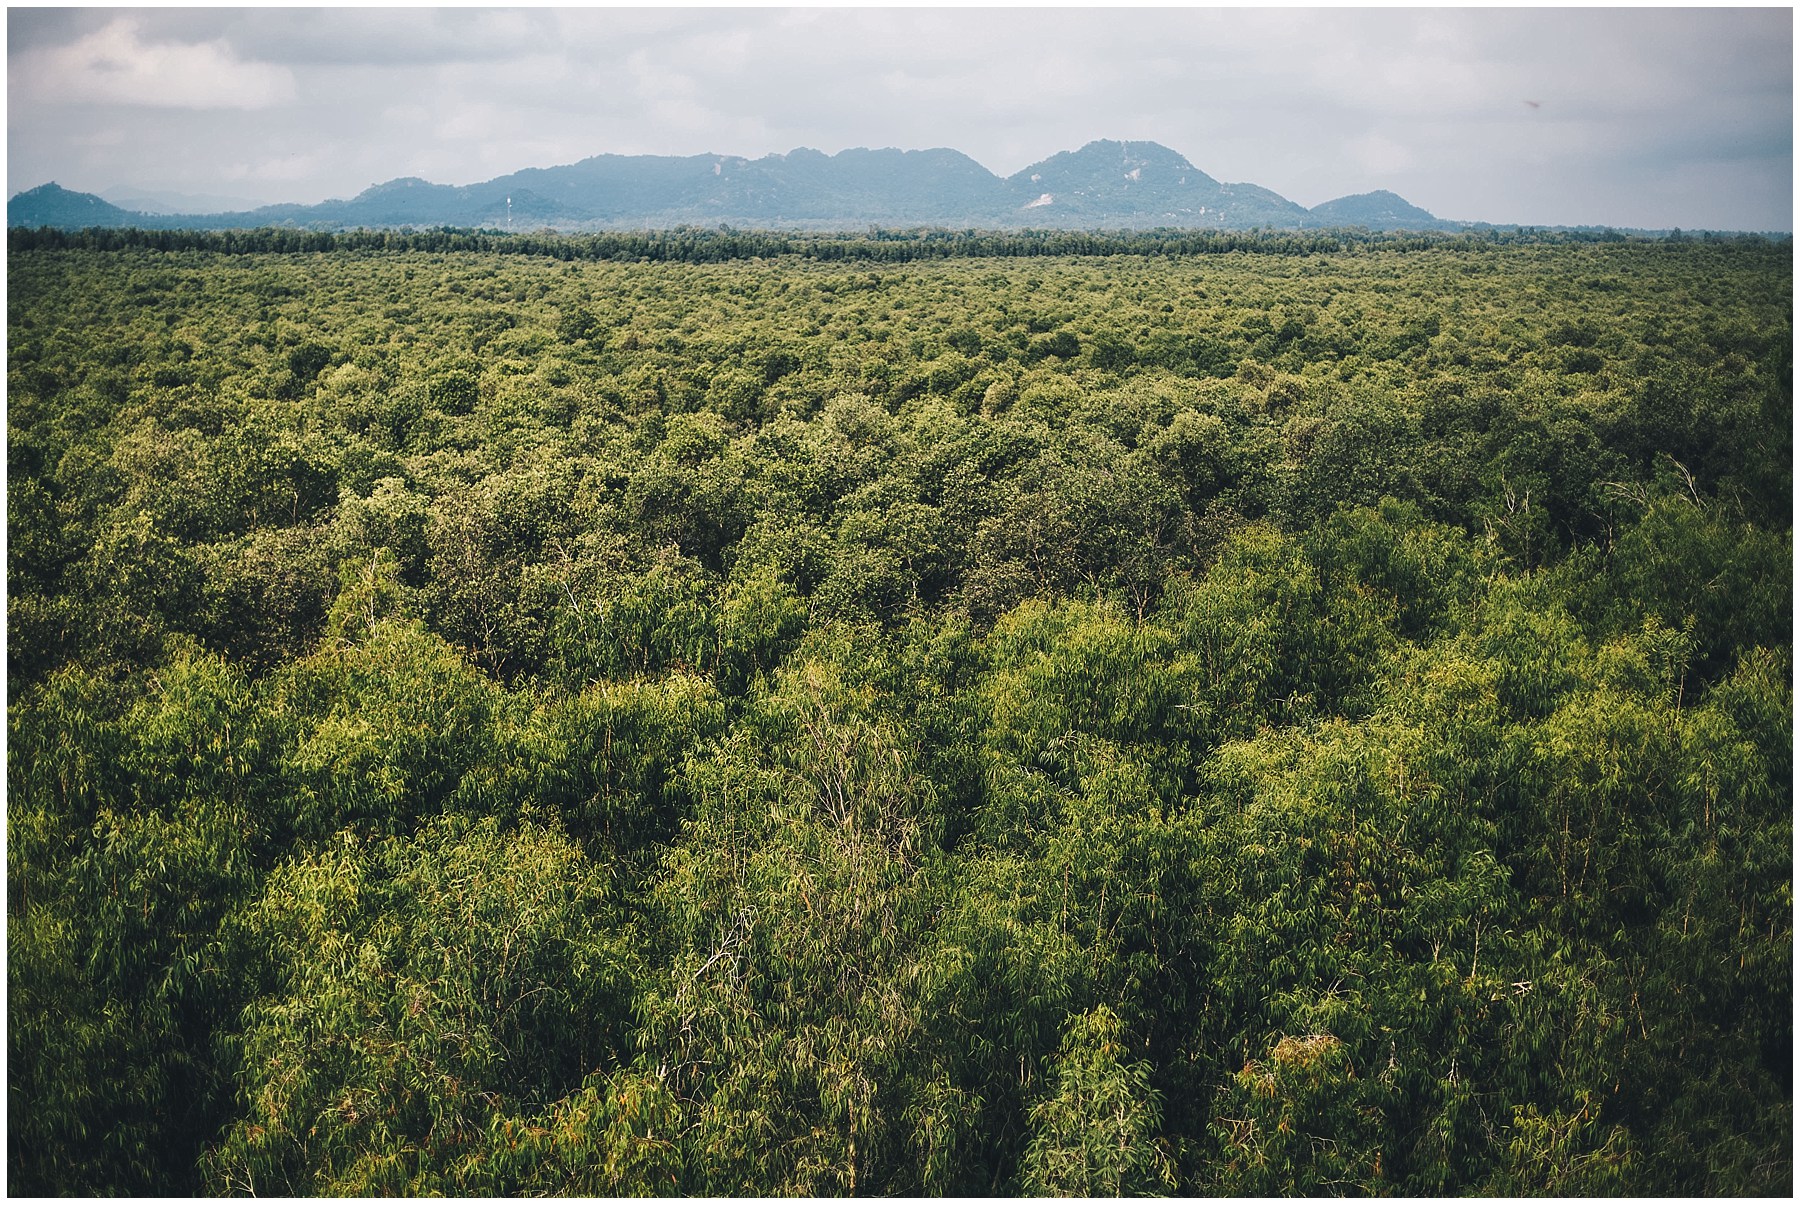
[12,16,294,110]
[1347,134,1415,178]
[220,147,338,187]
[5,8,1789,229]
[184,7,561,68]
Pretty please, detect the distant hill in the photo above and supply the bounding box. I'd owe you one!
[10,141,1460,233]
[1309,189,1458,231]
[1003,140,1314,228]
[8,184,141,229]
[98,186,264,215]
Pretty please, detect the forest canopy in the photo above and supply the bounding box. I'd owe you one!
[7,229,1792,1194]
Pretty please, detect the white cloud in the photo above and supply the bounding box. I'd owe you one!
[70,127,127,149]
[12,17,295,110]
[221,147,336,186]
[1348,134,1415,178]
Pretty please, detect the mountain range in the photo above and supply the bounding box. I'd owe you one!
[9,139,1465,233]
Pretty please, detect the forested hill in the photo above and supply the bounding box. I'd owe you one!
[8,235,1791,1195]
[9,139,1466,232]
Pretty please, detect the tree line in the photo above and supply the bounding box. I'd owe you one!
[9,221,1758,264]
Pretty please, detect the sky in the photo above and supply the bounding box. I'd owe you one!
[7,5,1794,231]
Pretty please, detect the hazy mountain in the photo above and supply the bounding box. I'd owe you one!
[483,147,1014,224]
[9,141,1456,233]
[98,186,264,215]
[1004,139,1313,228]
[1309,189,1457,231]
[292,178,587,228]
[8,183,141,229]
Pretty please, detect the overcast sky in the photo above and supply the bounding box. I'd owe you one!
[8,6,1793,230]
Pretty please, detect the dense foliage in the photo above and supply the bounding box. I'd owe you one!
[10,221,1712,265]
[8,232,1791,1195]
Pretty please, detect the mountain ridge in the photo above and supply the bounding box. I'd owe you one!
[10,140,1467,232]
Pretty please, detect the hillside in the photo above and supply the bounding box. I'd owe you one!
[9,139,1456,232]
[1311,189,1459,231]
[7,183,141,229]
